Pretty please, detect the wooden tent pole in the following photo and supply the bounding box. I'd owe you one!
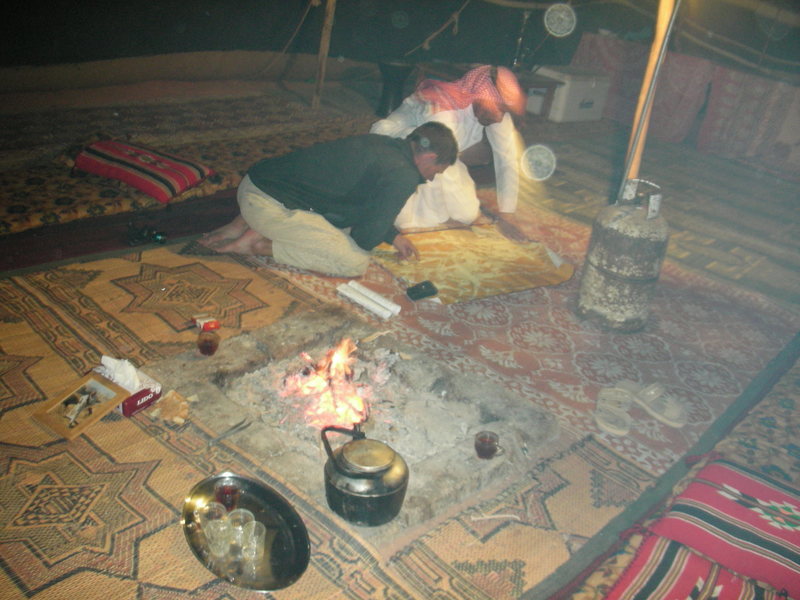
[312,0,337,110]
[624,0,677,181]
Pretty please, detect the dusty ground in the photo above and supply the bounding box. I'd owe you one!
[143,308,559,546]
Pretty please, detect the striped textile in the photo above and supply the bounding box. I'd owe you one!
[606,534,788,600]
[650,459,800,598]
[74,140,214,203]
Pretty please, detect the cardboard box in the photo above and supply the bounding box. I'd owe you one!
[533,66,610,122]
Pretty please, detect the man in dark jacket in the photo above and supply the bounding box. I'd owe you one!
[200,121,457,276]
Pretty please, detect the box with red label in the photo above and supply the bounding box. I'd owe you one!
[117,383,162,417]
[92,357,162,417]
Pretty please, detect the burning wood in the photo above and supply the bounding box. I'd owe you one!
[280,338,370,428]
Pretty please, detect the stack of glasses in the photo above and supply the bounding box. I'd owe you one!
[195,501,267,579]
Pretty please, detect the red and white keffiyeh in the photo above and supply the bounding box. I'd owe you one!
[415,65,525,116]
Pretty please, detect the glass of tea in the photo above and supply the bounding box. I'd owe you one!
[214,478,241,512]
[474,431,504,459]
[197,330,220,356]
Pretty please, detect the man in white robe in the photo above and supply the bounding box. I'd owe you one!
[371,65,529,241]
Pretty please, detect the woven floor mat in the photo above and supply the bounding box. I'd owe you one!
[0,243,324,415]
[1,234,799,599]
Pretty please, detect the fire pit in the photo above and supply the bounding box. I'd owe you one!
[277,337,370,429]
[146,309,558,544]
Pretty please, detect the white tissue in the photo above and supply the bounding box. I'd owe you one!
[99,356,142,392]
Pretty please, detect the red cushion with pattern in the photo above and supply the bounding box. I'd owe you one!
[650,459,800,597]
[74,140,214,203]
[606,534,786,600]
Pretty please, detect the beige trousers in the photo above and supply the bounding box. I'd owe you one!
[237,175,370,277]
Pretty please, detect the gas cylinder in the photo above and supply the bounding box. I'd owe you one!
[576,180,668,332]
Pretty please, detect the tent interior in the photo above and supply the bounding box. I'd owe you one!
[1,1,799,599]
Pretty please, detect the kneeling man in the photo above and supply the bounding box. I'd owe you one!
[200,122,458,277]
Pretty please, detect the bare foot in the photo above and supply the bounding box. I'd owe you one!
[215,228,273,255]
[200,235,238,250]
[199,215,249,247]
[250,237,273,256]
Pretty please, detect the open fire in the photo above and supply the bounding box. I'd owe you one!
[147,311,559,542]
[280,338,371,429]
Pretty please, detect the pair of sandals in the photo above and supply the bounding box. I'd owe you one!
[594,381,688,436]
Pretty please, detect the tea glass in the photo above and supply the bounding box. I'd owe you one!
[474,430,504,459]
[195,501,231,558]
[227,508,255,548]
[242,520,267,563]
[204,518,232,558]
[197,330,220,356]
[195,501,227,530]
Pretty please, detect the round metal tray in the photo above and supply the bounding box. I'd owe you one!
[182,472,310,591]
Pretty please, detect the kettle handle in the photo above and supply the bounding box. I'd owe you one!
[321,425,366,467]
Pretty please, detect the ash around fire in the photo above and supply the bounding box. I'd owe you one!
[144,309,558,543]
[225,339,557,540]
[227,340,509,466]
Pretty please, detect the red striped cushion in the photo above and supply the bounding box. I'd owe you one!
[606,534,786,600]
[74,140,214,203]
[650,459,800,597]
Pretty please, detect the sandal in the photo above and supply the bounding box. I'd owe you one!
[615,380,687,428]
[594,387,634,436]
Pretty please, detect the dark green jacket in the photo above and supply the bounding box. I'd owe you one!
[247,134,423,250]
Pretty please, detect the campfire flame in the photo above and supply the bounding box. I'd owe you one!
[281,338,369,428]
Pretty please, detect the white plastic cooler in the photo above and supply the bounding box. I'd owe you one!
[526,66,610,122]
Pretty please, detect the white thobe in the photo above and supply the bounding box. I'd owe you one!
[370,96,521,229]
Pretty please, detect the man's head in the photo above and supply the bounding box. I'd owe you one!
[407,122,458,181]
[473,66,526,126]
[415,65,526,122]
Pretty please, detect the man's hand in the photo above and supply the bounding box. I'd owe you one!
[496,212,533,243]
[392,234,420,261]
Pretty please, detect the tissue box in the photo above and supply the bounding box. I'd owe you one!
[531,66,610,122]
[91,366,162,417]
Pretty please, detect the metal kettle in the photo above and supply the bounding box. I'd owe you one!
[321,425,409,526]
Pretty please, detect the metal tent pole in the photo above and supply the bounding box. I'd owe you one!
[616,0,682,203]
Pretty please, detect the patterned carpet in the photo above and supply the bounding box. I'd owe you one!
[1,201,798,598]
[1,78,799,599]
[0,82,375,235]
[0,246,322,415]
[0,241,632,599]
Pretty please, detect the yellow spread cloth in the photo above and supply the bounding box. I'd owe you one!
[372,225,574,304]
